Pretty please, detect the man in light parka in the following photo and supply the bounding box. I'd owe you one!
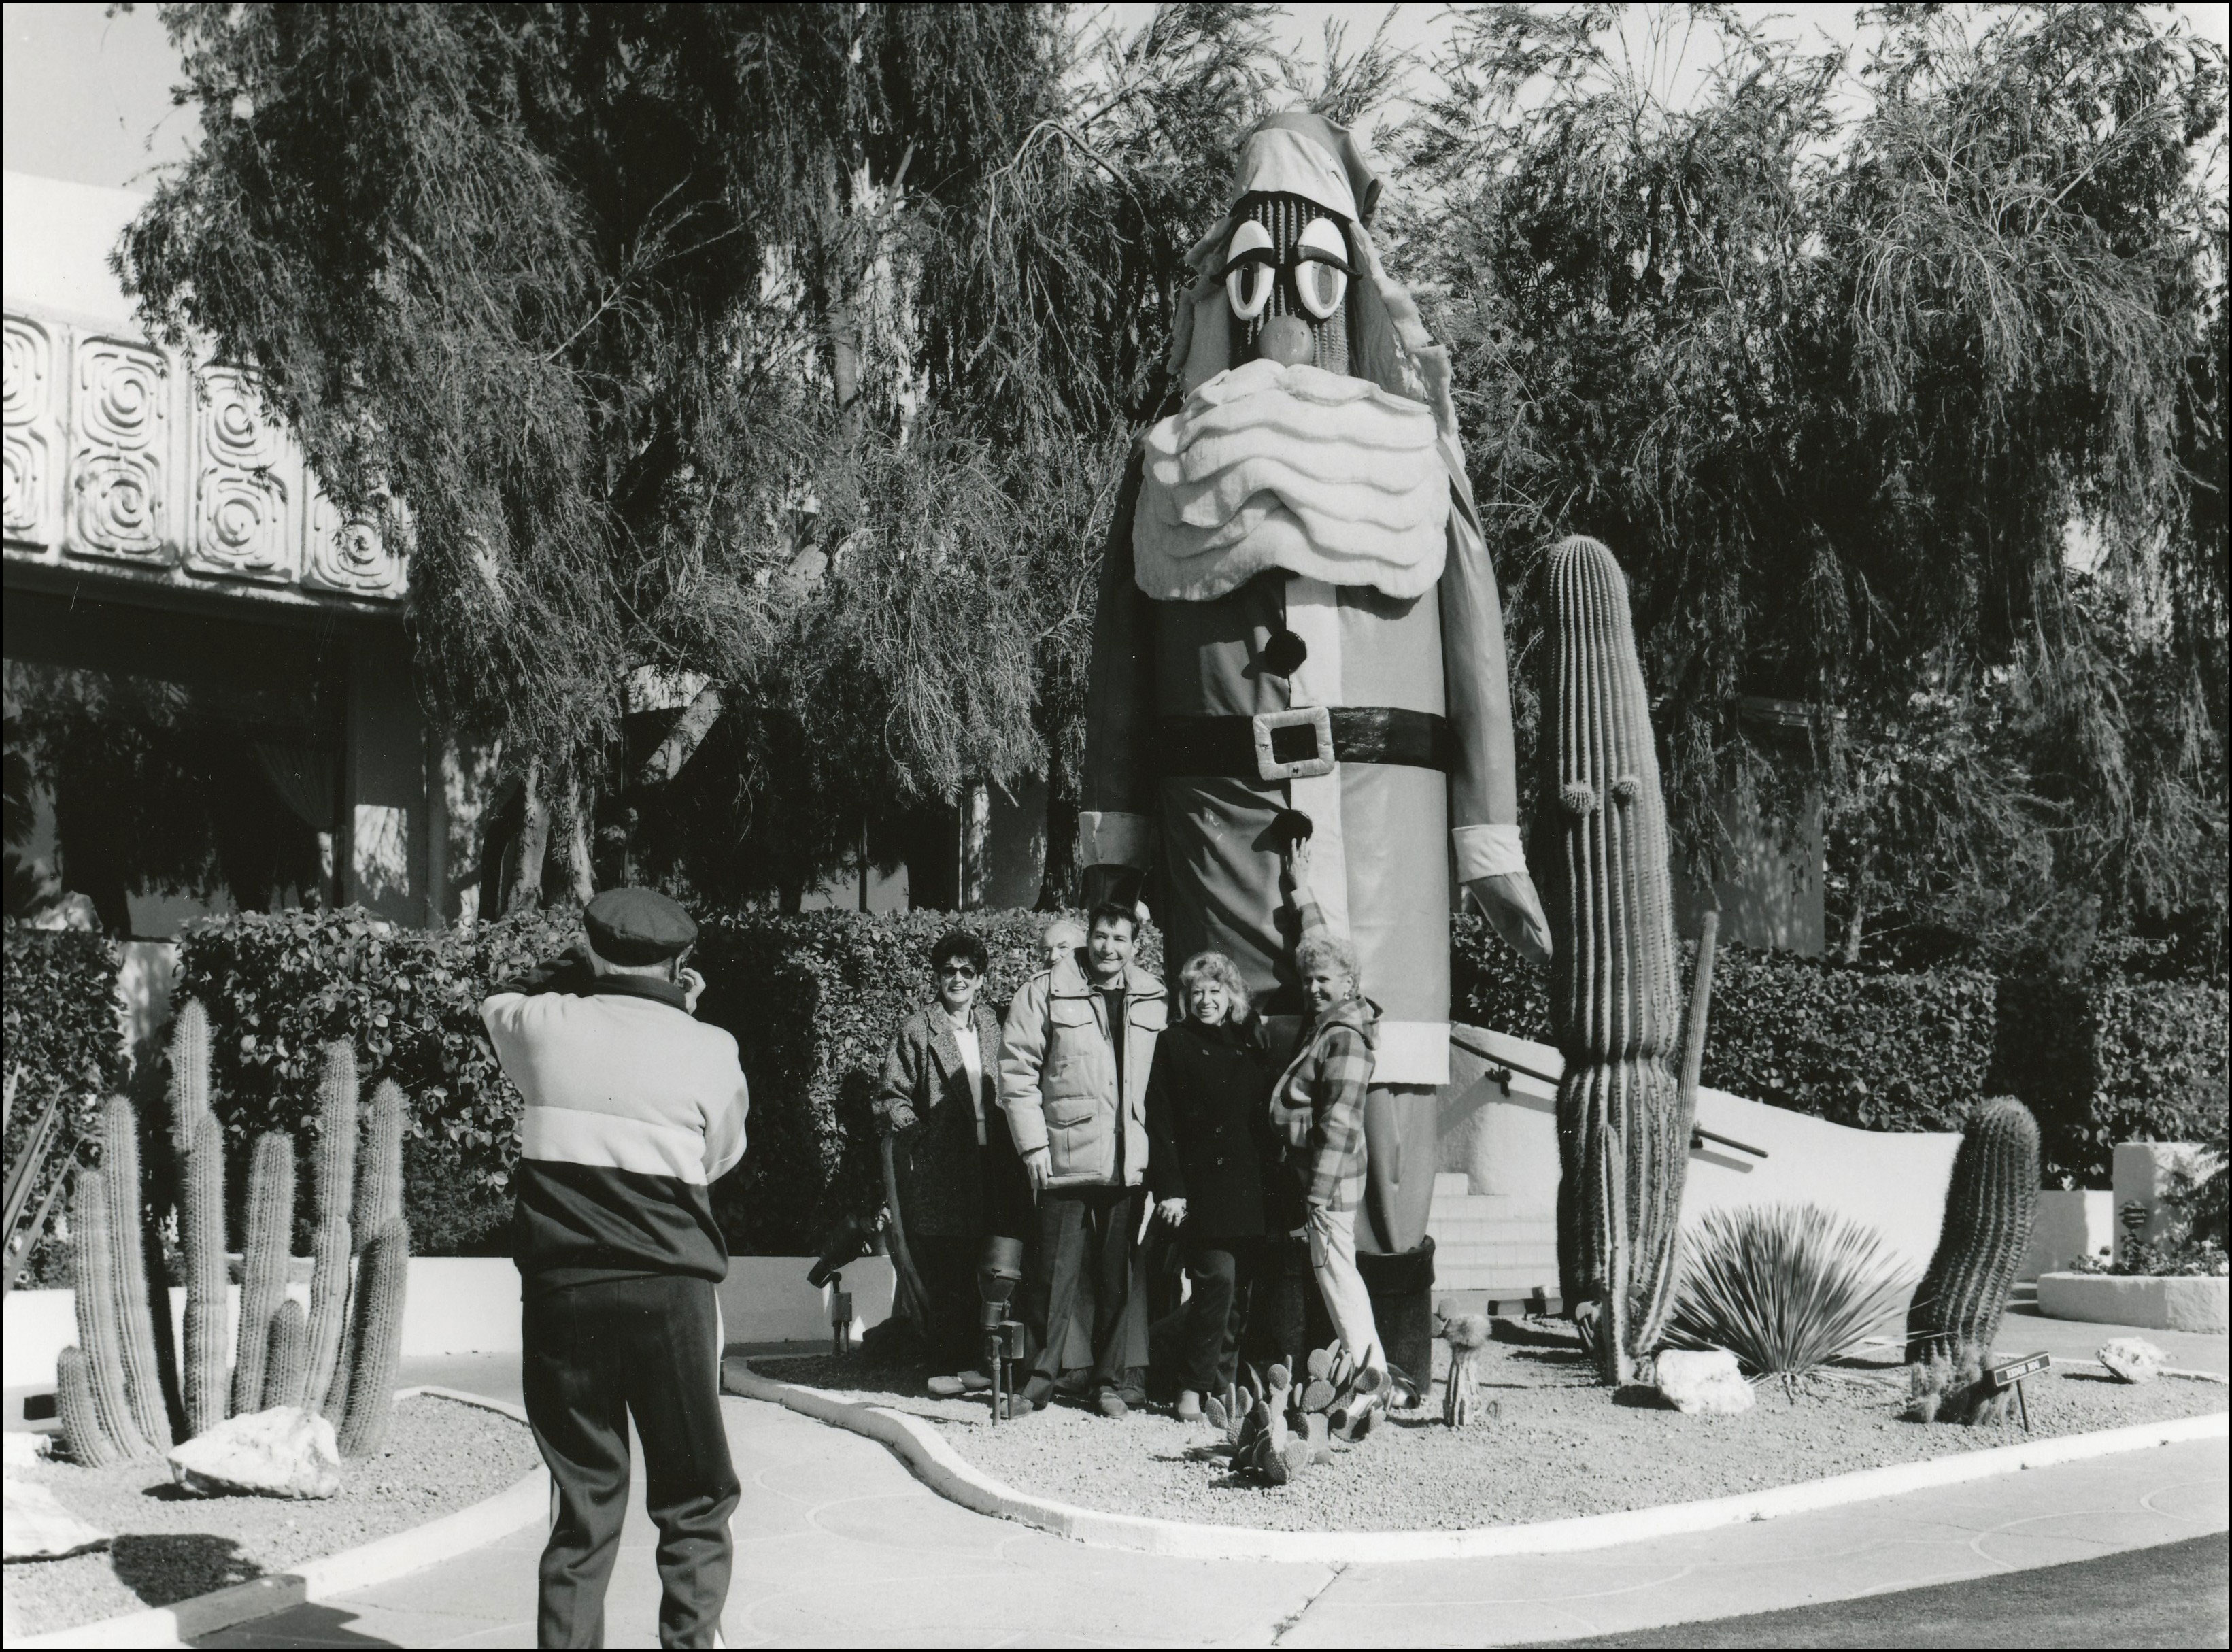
[1078,111,1551,1373]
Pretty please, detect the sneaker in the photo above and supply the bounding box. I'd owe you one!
[1094,1386,1129,1419]
[957,1369,993,1393]
[926,1375,967,1399]
[1176,1389,1203,1422]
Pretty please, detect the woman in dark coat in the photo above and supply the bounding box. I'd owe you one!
[873,929,1023,1381]
[1144,949,1291,1423]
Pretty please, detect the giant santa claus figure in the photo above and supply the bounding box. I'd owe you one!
[1080,112,1551,1315]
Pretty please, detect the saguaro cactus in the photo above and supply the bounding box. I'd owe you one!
[65,1159,154,1460]
[305,1041,357,1413]
[262,1297,311,1411]
[99,1095,170,1448]
[233,1132,297,1416]
[337,1217,412,1458]
[1906,1096,2040,1364]
[1537,535,1689,1385]
[169,1000,230,1438]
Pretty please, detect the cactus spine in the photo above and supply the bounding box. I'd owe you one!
[233,1132,296,1416]
[337,1218,411,1458]
[66,1159,154,1460]
[56,1346,125,1468]
[1538,535,1689,1385]
[262,1296,311,1411]
[169,1001,230,1438]
[1906,1096,2039,1365]
[305,1042,357,1414]
[99,1094,169,1447]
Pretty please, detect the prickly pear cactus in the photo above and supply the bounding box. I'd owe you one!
[1537,535,1689,1385]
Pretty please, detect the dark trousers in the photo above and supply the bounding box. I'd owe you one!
[522,1275,739,1649]
[910,1235,983,1374]
[1181,1236,1267,1394]
[1022,1185,1148,1398]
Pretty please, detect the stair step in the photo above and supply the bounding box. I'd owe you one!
[1433,1171,1472,1198]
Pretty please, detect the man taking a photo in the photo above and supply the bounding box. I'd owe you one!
[483,888,747,1649]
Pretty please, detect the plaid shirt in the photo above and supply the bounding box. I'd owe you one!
[1272,901,1379,1211]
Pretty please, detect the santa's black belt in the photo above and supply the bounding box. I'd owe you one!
[1156,708,1451,783]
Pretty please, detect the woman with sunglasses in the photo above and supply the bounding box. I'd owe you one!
[873,929,1017,1386]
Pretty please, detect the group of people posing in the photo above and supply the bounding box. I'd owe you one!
[875,843,1383,1421]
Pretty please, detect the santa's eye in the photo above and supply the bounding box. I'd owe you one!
[1294,218,1350,320]
[1223,220,1275,321]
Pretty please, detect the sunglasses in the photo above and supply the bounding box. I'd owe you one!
[936,964,979,979]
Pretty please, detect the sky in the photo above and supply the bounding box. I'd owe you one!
[5,1,2229,194]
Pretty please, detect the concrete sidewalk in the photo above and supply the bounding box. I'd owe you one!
[197,1366,2228,1647]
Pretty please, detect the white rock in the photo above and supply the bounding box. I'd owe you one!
[1,1432,52,1468]
[3,1474,111,1560]
[1655,1349,1756,1415]
[168,1406,342,1500]
[2097,1337,2167,1384]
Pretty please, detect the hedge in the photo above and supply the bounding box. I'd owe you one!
[1453,915,2228,1186]
[1453,915,1995,1134]
[170,904,1160,1258]
[31,904,2217,1262]
[1,924,129,1283]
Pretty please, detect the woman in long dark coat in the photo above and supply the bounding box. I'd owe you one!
[1144,949,1291,1423]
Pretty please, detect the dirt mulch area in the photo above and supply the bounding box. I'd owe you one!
[754,1328,2229,1534]
[2,1394,541,1636]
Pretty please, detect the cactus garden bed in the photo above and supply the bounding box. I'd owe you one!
[0,1392,540,1637]
[749,1326,2228,1534]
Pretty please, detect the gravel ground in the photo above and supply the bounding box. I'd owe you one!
[1,1395,541,1635]
[758,1331,2230,1533]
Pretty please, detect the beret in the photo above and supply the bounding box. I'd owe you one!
[584,887,697,965]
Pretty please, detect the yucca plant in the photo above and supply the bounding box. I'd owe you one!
[1665,1204,1915,1398]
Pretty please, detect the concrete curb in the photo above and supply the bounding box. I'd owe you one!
[14,1387,547,1651]
[725,1358,2230,1564]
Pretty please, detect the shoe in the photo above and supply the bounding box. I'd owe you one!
[1095,1386,1129,1419]
[1119,1366,1150,1408]
[1177,1389,1203,1422]
[997,1392,1036,1419]
[958,1369,993,1393]
[926,1374,966,1399]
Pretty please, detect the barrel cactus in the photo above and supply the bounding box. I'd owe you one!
[262,1298,311,1411]
[1907,1096,2039,1367]
[1537,535,1690,1385]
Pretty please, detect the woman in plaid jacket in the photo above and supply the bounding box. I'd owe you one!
[1270,838,1384,1375]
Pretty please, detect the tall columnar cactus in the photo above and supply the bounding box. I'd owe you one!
[262,1297,311,1411]
[1906,1096,2040,1364]
[337,1218,412,1459]
[354,1078,406,1245]
[56,1346,125,1468]
[305,1041,357,1414]
[169,1000,230,1438]
[233,1132,297,1416]
[1537,535,1690,1385]
[99,1095,170,1448]
[65,1160,154,1460]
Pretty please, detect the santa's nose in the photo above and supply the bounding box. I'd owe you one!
[1255,314,1312,367]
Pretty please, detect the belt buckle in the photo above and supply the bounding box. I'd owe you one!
[1252,705,1336,782]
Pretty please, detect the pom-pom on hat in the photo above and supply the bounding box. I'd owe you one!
[584,887,698,965]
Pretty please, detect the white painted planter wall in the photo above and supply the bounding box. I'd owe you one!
[2036,1270,2229,1334]
[2023,1189,2114,1281]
